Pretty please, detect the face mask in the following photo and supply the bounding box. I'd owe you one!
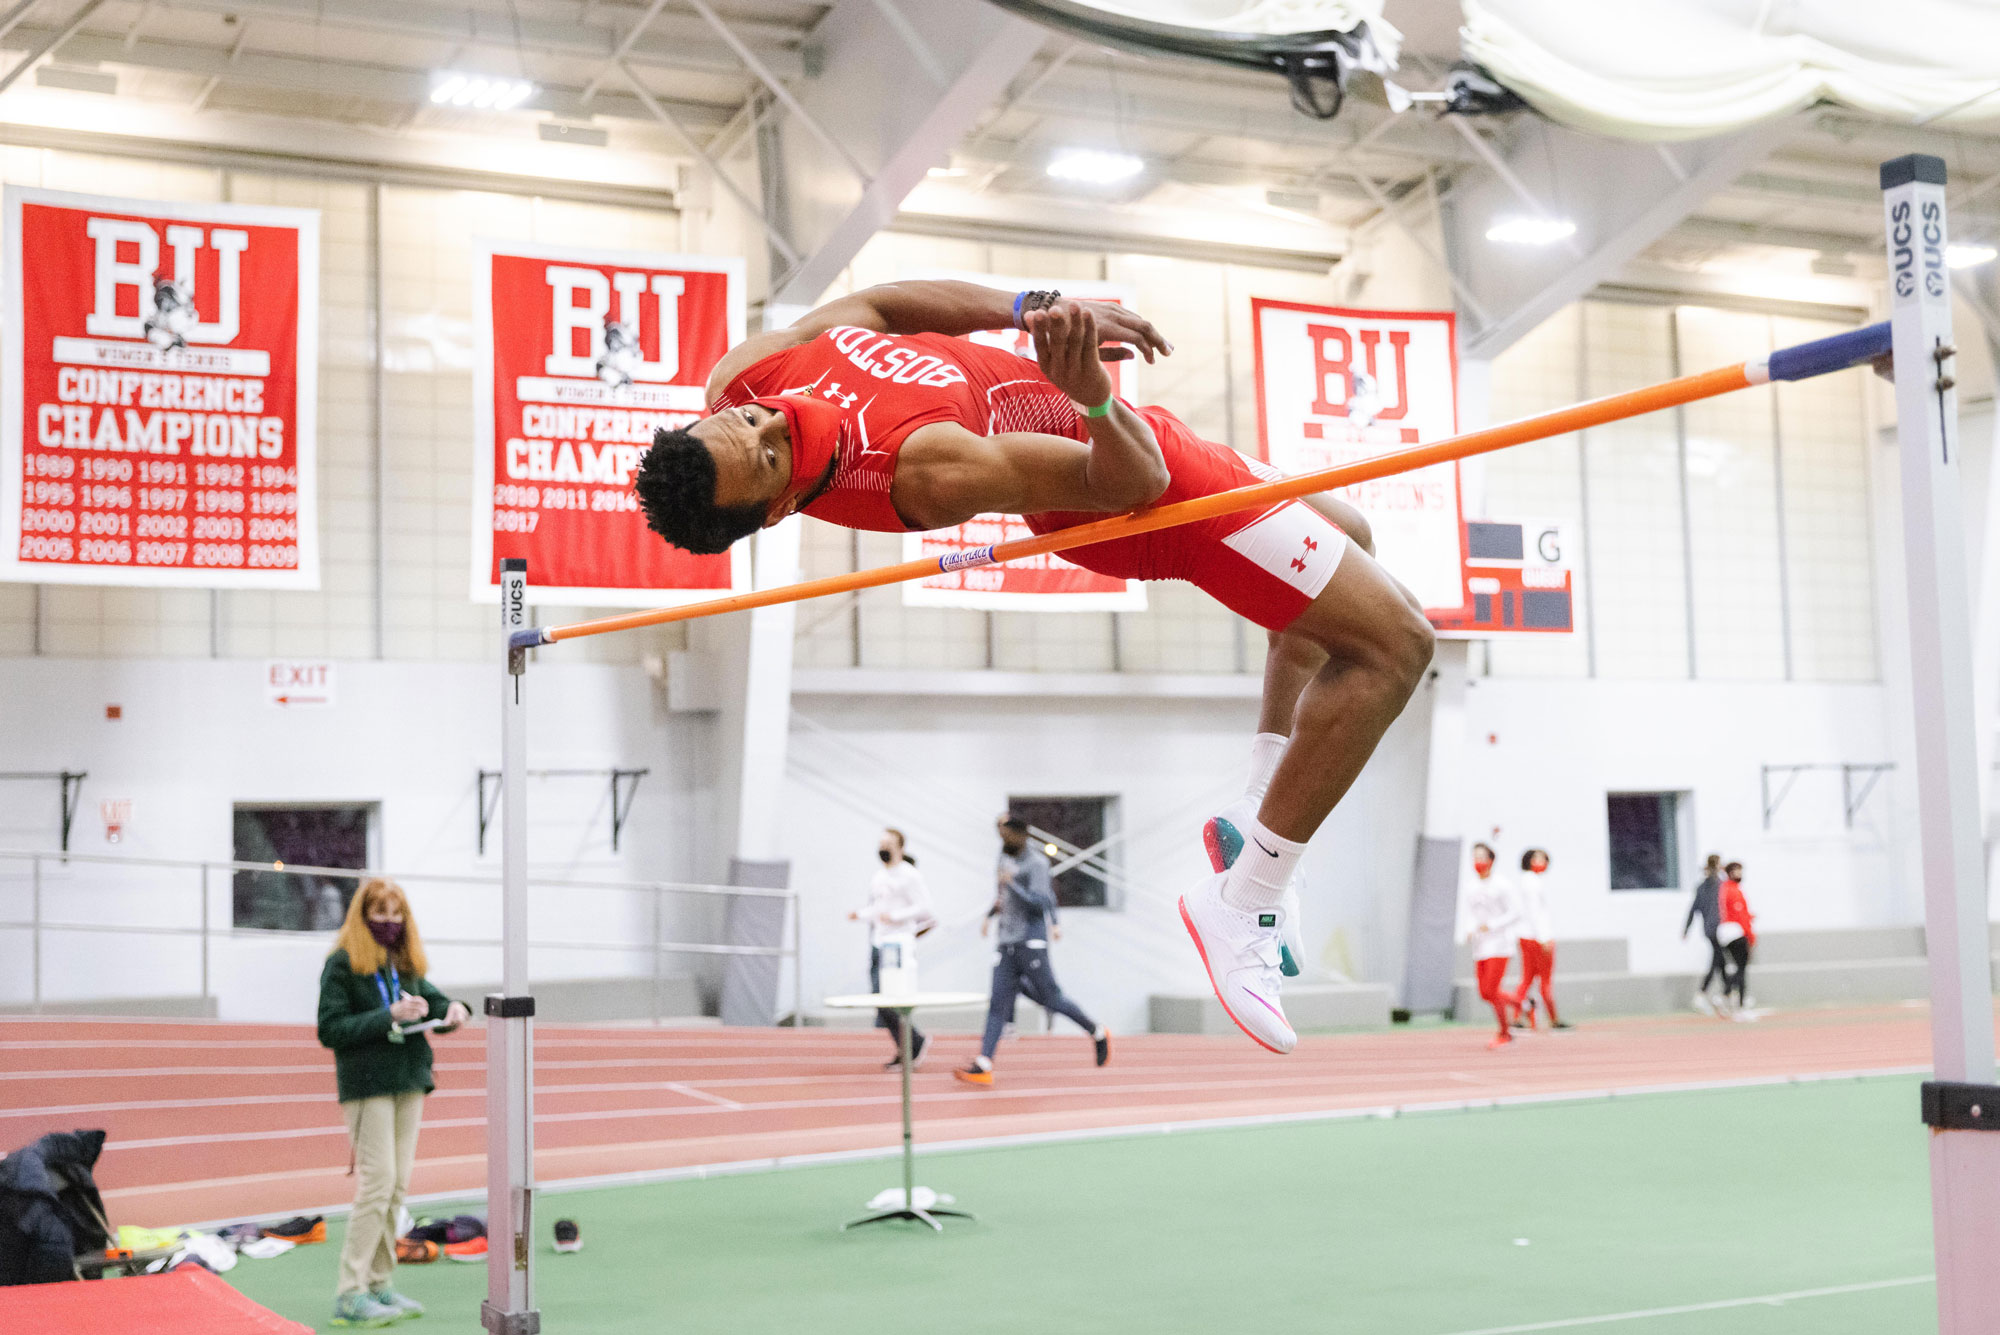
[753,394,846,519]
[368,919,404,948]
[878,848,895,864]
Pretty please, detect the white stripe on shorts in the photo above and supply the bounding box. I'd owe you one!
[1220,502,1345,602]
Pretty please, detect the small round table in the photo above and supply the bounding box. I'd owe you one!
[822,989,988,1232]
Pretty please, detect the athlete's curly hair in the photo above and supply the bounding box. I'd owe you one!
[634,426,765,555]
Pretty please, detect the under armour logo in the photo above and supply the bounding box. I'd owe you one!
[1290,556,1308,573]
[823,382,859,409]
[1291,534,1318,574]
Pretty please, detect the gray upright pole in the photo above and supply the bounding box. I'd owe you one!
[483,558,540,1335]
[1882,154,2000,1334]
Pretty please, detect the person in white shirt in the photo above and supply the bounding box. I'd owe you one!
[1507,848,1570,1031]
[848,828,936,1070]
[1462,842,1523,1050]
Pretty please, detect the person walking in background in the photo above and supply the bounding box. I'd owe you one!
[848,827,936,1070]
[318,879,470,1329]
[1717,861,1757,1019]
[1463,843,1522,1050]
[1508,848,1568,1031]
[1683,854,1727,1015]
[957,814,1110,1087]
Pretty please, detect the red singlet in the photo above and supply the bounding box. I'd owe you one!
[712,327,1344,630]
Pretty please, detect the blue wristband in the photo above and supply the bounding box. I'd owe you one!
[1012,291,1027,330]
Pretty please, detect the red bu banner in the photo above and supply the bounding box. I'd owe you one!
[900,272,1145,612]
[473,241,748,605]
[1251,301,1467,616]
[1,187,319,589]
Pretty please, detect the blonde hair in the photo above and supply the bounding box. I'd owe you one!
[331,878,429,977]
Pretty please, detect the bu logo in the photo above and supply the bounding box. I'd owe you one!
[1290,534,1318,574]
[85,218,250,346]
[1306,323,1411,424]
[544,265,687,383]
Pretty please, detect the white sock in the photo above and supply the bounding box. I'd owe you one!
[1246,732,1288,803]
[1221,816,1305,912]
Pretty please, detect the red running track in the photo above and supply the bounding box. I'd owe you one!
[0,1005,1967,1228]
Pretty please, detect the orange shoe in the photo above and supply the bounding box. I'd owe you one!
[263,1216,326,1246]
[953,1061,993,1087]
[1487,1032,1513,1051]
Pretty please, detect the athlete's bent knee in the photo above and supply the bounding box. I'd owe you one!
[1378,601,1435,694]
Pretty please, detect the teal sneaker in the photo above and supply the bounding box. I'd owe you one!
[372,1288,425,1318]
[331,1291,403,1327]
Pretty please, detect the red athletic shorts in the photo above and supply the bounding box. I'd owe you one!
[1027,407,1347,632]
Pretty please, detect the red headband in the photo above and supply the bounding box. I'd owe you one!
[752,394,845,517]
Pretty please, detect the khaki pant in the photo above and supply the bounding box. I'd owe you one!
[337,1090,425,1297]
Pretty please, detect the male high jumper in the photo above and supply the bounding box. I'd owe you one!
[633,281,1435,1054]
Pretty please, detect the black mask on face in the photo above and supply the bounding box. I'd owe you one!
[368,919,404,948]
[878,848,895,864]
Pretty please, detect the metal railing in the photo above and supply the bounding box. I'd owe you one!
[0,848,802,1022]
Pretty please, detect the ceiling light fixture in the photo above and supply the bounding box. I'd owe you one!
[926,165,970,179]
[1046,148,1144,185]
[1946,243,1997,269]
[1486,217,1577,245]
[428,72,536,112]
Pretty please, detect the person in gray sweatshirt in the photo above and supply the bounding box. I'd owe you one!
[955,814,1110,1087]
[1682,853,1727,1014]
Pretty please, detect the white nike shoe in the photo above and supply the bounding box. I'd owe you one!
[1179,871,1296,1055]
[1202,800,1304,978]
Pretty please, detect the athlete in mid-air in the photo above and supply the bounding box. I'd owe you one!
[633,281,1434,1053]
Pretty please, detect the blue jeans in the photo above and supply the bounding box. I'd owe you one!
[980,941,1095,1059]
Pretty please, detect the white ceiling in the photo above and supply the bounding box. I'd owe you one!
[1,0,1997,299]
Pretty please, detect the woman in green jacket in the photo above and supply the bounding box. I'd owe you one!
[318,877,470,1328]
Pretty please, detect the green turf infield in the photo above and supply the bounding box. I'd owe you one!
[224,1075,1935,1334]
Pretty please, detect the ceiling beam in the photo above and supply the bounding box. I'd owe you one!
[1438,116,1799,359]
[9,24,740,130]
[765,0,1045,307]
[133,0,808,81]
[0,117,679,207]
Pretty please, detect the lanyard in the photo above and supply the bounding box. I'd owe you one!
[373,966,400,1010]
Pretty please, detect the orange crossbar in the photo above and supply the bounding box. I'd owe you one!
[536,362,1752,644]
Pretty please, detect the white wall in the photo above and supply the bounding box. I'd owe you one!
[0,656,727,1019]
[1453,677,1907,977]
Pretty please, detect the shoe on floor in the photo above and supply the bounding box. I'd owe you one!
[884,1032,929,1071]
[1179,870,1295,1055]
[371,1288,424,1318]
[953,1061,993,1087]
[443,1236,487,1262]
[264,1215,326,1245]
[1551,1020,1574,1031]
[1202,802,1303,978]
[331,1291,402,1328]
[553,1219,581,1254]
[1487,1032,1514,1050]
[1690,991,1715,1016]
[1093,1028,1111,1067]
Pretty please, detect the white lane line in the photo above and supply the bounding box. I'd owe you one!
[663,1082,744,1111]
[1433,1276,1934,1334]
[83,1066,1923,1155]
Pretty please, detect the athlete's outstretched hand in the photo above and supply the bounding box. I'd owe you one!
[1076,300,1172,364]
[1027,300,1115,407]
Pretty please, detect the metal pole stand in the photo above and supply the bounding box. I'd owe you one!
[842,1004,975,1233]
[1880,154,2000,1334]
[483,558,541,1335]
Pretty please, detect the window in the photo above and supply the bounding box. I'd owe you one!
[1005,796,1117,909]
[1606,791,1684,890]
[232,803,377,930]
